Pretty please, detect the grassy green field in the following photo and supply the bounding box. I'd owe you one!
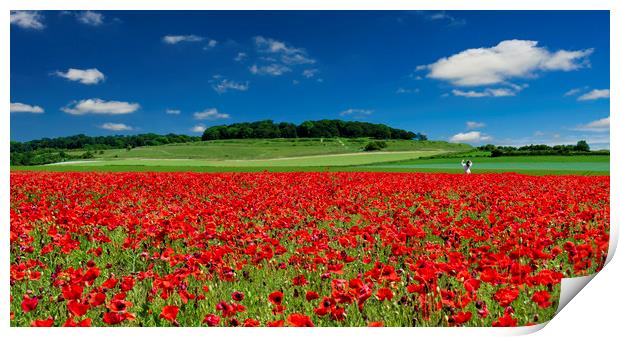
[10,138,609,175]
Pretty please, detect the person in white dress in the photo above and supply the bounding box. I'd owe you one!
[461,160,473,174]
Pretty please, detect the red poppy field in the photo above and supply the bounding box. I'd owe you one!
[10,171,609,327]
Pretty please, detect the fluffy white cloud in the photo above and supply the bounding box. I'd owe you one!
[426,12,466,26]
[190,125,206,133]
[577,89,610,101]
[100,122,133,131]
[166,109,181,115]
[466,121,486,129]
[572,116,610,132]
[302,69,319,78]
[10,102,44,114]
[62,99,140,115]
[249,64,291,76]
[212,79,249,94]
[77,11,104,26]
[193,108,230,120]
[339,109,373,117]
[234,52,247,62]
[564,88,583,96]
[449,131,491,143]
[162,35,204,44]
[452,88,517,98]
[10,11,44,30]
[419,40,593,86]
[55,68,105,85]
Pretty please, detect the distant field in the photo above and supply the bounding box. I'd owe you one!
[362,155,610,175]
[10,139,609,175]
[70,138,470,160]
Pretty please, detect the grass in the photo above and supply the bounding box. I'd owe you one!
[11,139,609,175]
[74,138,470,161]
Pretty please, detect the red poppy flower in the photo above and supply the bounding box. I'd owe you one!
[268,291,284,305]
[231,291,245,302]
[63,318,92,327]
[243,318,260,327]
[160,305,179,322]
[287,313,314,327]
[492,313,518,327]
[203,314,221,327]
[267,320,285,327]
[21,295,38,313]
[531,291,552,308]
[67,300,89,316]
[368,321,384,327]
[305,291,319,301]
[376,288,394,301]
[494,287,520,307]
[31,318,54,327]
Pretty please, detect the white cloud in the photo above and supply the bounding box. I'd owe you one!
[249,64,291,76]
[166,109,181,115]
[564,88,583,96]
[577,89,610,101]
[100,122,133,131]
[419,40,593,86]
[452,88,517,98]
[396,87,420,94]
[10,102,44,114]
[10,11,44,30]
[212,79,249,94]
[55,68,105,85]
[191,125,206,133]
[203,39,218,50]
[339,109,374,117]
[162,35,204,44]
[249,36,317,79]
[449,131,491,143]
[234,52,247,62]
[426,11,466,26]
[62,99,140,115]
[572,116,610,132]
[302,69,319,78]
[77,11,104,26]
[193,108,230,120]
[466,121,486,130]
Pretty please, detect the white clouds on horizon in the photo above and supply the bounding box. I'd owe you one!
[62,99,140,115]
[55,68,105,85]
[190,125,206,133]
[577,89,610,101]
[10,11,45,30]
[572,116,610,132]
[452,88,516,98]
[449,131,491,143]
[100,122,133,131]
[162,35,204,44]
[77,11,104,26]
[10,102,45,114]
[419,40,593,87]
[234,52,248,62]
[466,121,486,130]
[339,108,374,118]
[249,64,291,76]
[212,78,249,94]
[193,108,230,120]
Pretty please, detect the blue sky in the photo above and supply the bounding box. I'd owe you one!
[10,10,610,148]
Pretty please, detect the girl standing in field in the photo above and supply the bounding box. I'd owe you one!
[461,160,473,174]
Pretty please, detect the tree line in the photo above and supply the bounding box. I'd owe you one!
[11,133,201,153]
[477,141,608,156]
[201,120,426,141]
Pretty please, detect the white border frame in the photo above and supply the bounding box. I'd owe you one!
[3,1,616,336]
